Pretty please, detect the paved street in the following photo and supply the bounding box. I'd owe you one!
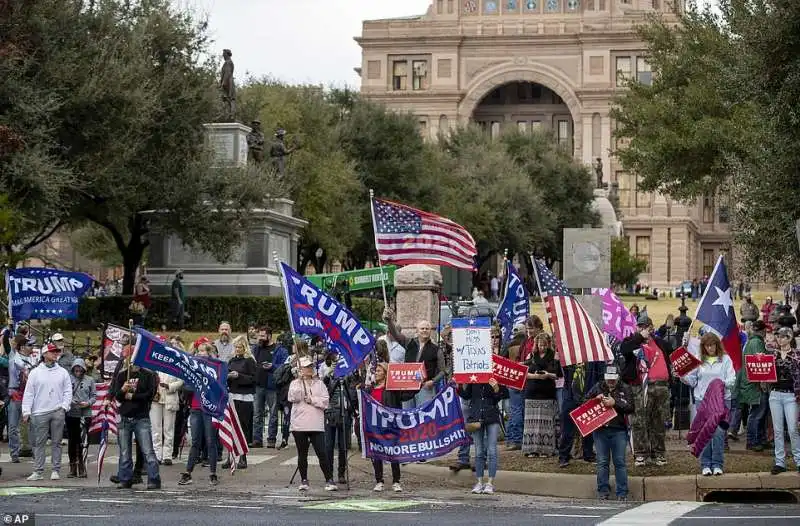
[1,444,799,525]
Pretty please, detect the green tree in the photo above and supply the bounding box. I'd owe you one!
[500,129,599,269]
[610,237,647,289]
[2,0,282,293]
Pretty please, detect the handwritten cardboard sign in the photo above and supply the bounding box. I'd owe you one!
[452,317,493,383]
[745,354,777,383]
[386,362,426,391]
[569,397,618,437]
[491,354,528,391]
[670,346,702,377]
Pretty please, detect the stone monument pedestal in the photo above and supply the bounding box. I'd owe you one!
[394,264,442,339]
[204,122,250,167]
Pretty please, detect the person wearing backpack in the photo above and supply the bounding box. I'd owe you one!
[619,312,673,468]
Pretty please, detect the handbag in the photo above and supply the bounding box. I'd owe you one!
[465,421,482,433]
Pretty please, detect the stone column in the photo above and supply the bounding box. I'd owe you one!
[394,264,442,339]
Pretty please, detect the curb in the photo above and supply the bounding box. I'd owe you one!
[403,463,800,502]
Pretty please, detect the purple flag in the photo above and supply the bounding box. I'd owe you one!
[592,288,637,341]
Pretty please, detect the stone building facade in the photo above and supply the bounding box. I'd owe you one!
[356,0,733,289]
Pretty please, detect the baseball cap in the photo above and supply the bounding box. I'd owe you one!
[51,333,64,342]
[604,365,619,381]
[44,343,61,354]
[299,357,313,368]
[776,326,794,339]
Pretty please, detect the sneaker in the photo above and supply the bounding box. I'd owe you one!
[209,474,219,486]
[50,471,60,480]
[559,460,570,469]
[701,467,712,476]
[770,465,787,475]
[373,482,385,492]
[177,472,193,485]
[655,457,667,467]
[147,479,162,490]
[117,481,133,489]
[449,462,471,472]
[392,482,402,493]
[163,458,172,466]
[277,440,289,451]
[298,480,310,491]
[266,440,276,449]
[598,494,610,500]
[26,472,43,482]
[482,483,495,494]
[325,481,338,491]
[11,458,19,464]
[110,475,120,484]
[618,496,628,502]
[634,456,646,467]
[713,468,723,476]
[505,444,521,451]
[471,482,484,494]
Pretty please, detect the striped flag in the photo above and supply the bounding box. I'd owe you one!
[89,382,118,435]
[213,398,249,474]
[371,198,477,271]
[532,258,613,367]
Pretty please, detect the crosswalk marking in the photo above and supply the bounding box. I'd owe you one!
[599,502,706,525]
[280,455,319,466]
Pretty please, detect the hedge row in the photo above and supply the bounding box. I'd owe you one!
[49,295,387,332]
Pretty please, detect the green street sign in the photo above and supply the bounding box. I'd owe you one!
[306,266,396,293]
[0,486,70,496]
[304,498,418,512]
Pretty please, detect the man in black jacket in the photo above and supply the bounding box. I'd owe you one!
[113,359,161,490]
[322,353,358,485]
[619,312,673,468]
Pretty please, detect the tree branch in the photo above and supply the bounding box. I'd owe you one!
[23,220,65,251]
[85,211,128,254]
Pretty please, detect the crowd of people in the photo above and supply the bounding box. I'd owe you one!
[1,292,798,499]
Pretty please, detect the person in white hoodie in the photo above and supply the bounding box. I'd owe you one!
[150,368,183,465]
[21,343,72,481]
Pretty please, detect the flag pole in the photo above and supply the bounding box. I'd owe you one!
[368,189,389,308]
[273,251,297,336]
[530,254,550,324]
[499,248,509,304]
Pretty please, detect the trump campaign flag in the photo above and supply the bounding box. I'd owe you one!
[496,260,529,345]
[6,268,93,320]
[695,256,742,371]
[133,328,229,419]
[533,258,613,366]
[370,197,477,271]
[279,262,375,377]
[592,288,638,343]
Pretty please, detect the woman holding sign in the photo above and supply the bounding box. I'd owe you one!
[680,333,736,476]
[458,378,509,495]
[768,327,800,475]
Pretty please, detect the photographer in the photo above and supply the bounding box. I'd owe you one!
[322,352,358,485]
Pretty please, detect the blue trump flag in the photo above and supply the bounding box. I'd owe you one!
[279,262,375,377]
[133,328,228,419]
[358,384,470,463]
[496,260,529,345]
[6,267,93,320]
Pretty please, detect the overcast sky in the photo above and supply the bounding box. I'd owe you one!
[178,0,432,88]
[177,0,714,89]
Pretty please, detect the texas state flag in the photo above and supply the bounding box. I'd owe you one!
[694,256,742,371]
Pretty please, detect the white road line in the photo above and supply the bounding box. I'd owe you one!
[543,514,602,518]
[243,455,277,466]
[280,455,319,466]
[79,498,133,504]
[38,514,115,518]
[681,517,800,520]
[599,502,706,525]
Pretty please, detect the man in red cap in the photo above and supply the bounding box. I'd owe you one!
[21,343,72,481]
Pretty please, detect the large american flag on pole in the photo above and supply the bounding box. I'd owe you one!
[89,382,118,483]
[213,398,249,474]
[371,198,477,271]
[532,258,613,366]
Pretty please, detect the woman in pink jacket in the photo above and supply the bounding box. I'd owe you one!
[288,355,335,492]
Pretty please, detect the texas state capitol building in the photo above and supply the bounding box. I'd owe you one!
[356,1,733,290]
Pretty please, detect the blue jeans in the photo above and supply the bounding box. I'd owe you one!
[472,423,499,479]
[507,389,524,446]
[187,410,218,474]
[699,400,730,470]
[118,417,160,484]
[458,397,471,465]
[593,427,629,499]
[559,398,595,462]
[769,391,800,468]
[746,392,769,447]
[7,398,23,460]
[727,397,741,435]
[253,387,277,443]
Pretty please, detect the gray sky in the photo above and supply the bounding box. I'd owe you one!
[178,0,432,88]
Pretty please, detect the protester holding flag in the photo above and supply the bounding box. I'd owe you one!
[522,333,561,458]
[587,365,635,501]
[222,336,256,470]
[288,356,336,492]
[459,377,509,495]
[767,326,800,475]
[366,362,414,492]
[21,343,71,481]
[112,352,161,490]
[178,343,221,486]
[66,358,96,478]
[680,333,736,475]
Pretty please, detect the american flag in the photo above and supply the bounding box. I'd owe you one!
[90,382,119,483]
[213,398,249,474]
[532,258,613,367]
[371,198,476,271]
